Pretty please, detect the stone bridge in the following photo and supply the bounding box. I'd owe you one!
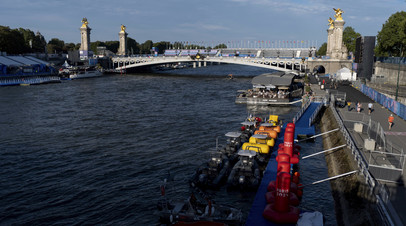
[111,55,352,74]
[112,56,308,72]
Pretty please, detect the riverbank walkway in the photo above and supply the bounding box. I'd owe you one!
[310,75,406,225]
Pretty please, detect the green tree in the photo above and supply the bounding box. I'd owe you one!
[0,26,27,54]
[140,40,153,54]
[64,42,78,52]
[105,41,119,53]
[316,42,327,56]
[376,11,406,57]
[32,31,47,53]
[214,44,227,49]
[47,38,65,54]
[90,41,106,54]
[153,41,170,54]
[343,26,361,54]
[127,37,140,55]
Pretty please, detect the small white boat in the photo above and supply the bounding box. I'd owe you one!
[69,67,102,79]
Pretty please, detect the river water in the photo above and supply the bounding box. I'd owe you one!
[0,64,336,225]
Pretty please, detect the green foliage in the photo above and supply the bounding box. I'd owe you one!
[0,26,47,54]
[127,37,140,55]
[104,41,119,53]
[316,42,327,56]
[214,44,227,49]
[343,26,361,54]
[153,41,169,54]
[47,38,65,54]
[376,11,406,57]
[140,40,153,54]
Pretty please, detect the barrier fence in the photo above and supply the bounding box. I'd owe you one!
[360,84,406,121]
[330,94,401,226]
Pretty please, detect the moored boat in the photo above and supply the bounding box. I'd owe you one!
[156,181,243,225]
[227,150,261,191]
[69,66,102,79]
[236,71,304,105]
[189,152,231,190]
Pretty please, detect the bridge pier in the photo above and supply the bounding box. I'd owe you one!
[193,62,196,68]
[204,61,207,67]
[198,61,201,67]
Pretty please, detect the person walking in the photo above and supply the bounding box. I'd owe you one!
[347,101,352,111]
[388,114,394,130]
[368,102,373,115]
[357,102,362,113]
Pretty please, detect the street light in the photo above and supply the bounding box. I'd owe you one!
[395,44,403,101]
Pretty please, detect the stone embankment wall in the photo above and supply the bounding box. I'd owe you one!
[318,107,381,225]
[374,62,406,86]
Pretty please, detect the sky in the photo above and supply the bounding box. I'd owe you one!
[1,0,405,48]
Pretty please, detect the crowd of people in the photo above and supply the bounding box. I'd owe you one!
[245,89,289,99]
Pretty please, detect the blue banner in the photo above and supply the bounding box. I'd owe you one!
[360,84,406,120]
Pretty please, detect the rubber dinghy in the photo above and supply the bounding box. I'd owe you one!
[227,149,261,191]
[189,152,231,190]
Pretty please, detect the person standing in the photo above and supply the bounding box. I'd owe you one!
[388,114,394,130]
[347,101,352,111]
[368,103,373,115]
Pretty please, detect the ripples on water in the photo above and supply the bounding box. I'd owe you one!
[0,64,335,225]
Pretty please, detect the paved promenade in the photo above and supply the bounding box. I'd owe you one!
[310,76,406,225]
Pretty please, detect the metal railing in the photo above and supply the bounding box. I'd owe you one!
[308,97,328,127]
[329,94,399,226]
[293,98,311,123]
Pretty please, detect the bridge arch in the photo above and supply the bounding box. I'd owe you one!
[112,56,307,73]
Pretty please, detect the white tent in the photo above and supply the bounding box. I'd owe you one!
[336,67,356,81]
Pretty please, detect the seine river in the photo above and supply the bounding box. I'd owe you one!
[0,64,336,225]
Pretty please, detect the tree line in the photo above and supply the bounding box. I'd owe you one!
[1,11,405,57]
[0,25,226,56]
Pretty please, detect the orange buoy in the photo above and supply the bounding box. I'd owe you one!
[254,130,278,139]
[292,172,300,184]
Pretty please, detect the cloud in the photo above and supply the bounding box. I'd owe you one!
[201,24,230,31]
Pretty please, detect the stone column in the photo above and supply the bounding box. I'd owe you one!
[80,26,91,51]
[79,18,91,59]
[326,27,334,58]
[117,28,128,56]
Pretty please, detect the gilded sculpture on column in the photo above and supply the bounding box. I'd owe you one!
[121,24,126,32]
[81,17,89,27]
[328,17,334,29]
[333,8,344,21]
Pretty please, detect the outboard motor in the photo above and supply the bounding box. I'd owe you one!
[239,175,245,184]
[199,174,207,184]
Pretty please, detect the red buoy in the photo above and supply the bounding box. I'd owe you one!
[265,191,300,206]
[263,172,300,224]
[274,172,290,212]
[263,203,300,224]
[277,161,290,174]
[283,132,294,157]
[275,153,290,163]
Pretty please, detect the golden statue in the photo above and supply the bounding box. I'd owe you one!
[333,8,344,21]
[328,17,334,29]
[81,17,88,27]
[120,24,126,32]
